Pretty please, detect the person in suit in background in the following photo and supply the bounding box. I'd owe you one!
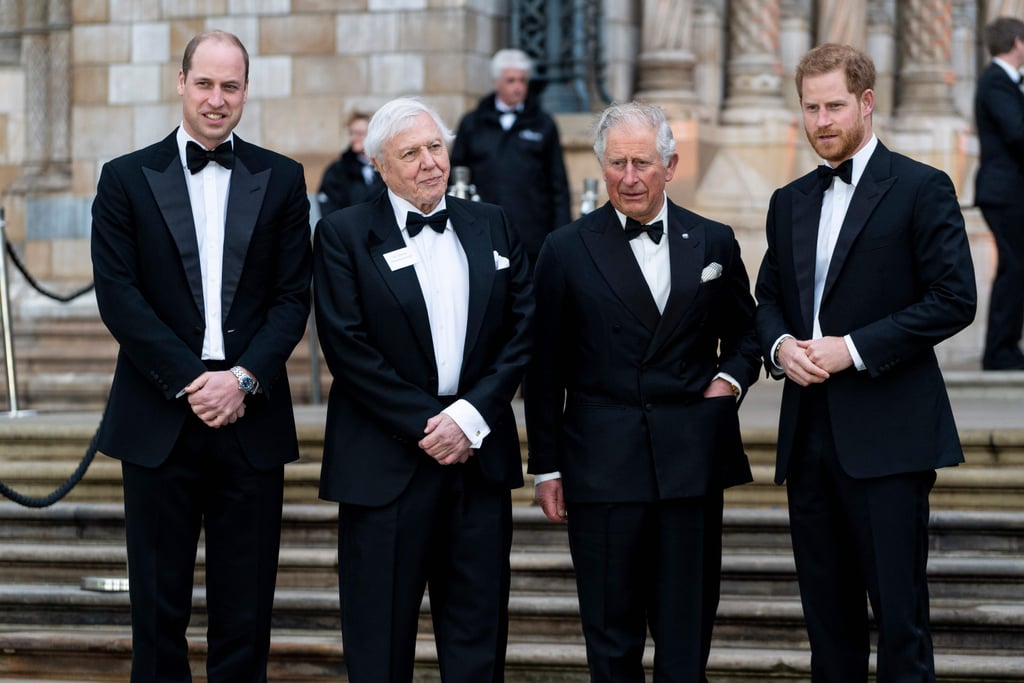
[317,110,386,218]
[312,97,533,683]
[451,48,571,270]
[90,30,312,682]
[755,43,976,681]
[975,17,1024,370]
[525,101,761,683]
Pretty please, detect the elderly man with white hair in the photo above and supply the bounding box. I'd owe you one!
[312,96,534,683]
[451,48,571,271]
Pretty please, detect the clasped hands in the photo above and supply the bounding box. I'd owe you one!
[184,370,246,428]
[776,336,853,386]
[419,413,473,466]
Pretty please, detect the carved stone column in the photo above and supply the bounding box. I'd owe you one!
[984,0,1024,22]
[0,0,19,63]
[779,0,811,111]
[720,0,789,124]
[817,0,868,46]
[895,0,957,117]
[635,0,699,118]
[692,1,725,122]
[866,0,897,119]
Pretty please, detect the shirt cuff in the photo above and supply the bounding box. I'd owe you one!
[844,334,866,371]
[770,334,794,371]
[442,399,490,449]
[713,372,742,402]
[533,471,562,487]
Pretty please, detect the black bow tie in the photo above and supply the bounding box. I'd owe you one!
[624,217,663,244]
[406,210,449,237]
[817,159,853,191]
[186,140,234,174]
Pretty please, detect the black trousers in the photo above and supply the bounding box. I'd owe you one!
[338,457,512,683]
[121,413,284,683]
[566,492,724,683]
[788,391,936,683]
[981,204,1024,369]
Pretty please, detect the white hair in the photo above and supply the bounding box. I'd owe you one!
[364,97,454,161]
[593,101,676,166]
[490,49,533,80]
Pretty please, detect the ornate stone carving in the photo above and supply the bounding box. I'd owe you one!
[721,0,789,124]
[896,0,957,117]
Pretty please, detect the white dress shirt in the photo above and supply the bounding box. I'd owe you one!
[177,125,232,361]
[389,191,490,448]
[495,97,522,131]
[770,135,877,372]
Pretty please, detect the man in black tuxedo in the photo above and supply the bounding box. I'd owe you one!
[755,44,976,681]
[312,97,533,682]
[525,101,760,682]
[975,17,1024,370]
[90,30,312,682]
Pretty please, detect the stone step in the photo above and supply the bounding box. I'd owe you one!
[1,627,1022,682]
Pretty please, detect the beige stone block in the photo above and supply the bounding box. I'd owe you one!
[0,119,8,162]
[109,64,162,105]
[370,54,424,95]
[51,239,93,280]
[260,15,335,55]
[72,107,135,161]
[249,56,292,99]
[71,160,99,196]
[72,66,109,106]
[229,0,289,13]
[132,23,171,64]
[110,0,160,22]
[292,56,368,97]
[170,19,208,63]
[163,0,228,18]
[160,65,185,103]
[399,9,468,52]
[424,54,470,95]
[72,25,132,65]
[262,98,341,154]
[23,240,52,281]
[370,0,426,9]
[202,17,258,55]
[335,13,399,54]
[296,0,365,10]
[0,70,24,113]
[133,104,180,150]
[71,0,109,23]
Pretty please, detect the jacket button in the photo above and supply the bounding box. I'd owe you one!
[645,403,653,411]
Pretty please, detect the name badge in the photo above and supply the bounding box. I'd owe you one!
[383,247,418,271]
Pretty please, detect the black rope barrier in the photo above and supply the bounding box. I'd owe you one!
[0,237,102,506]
[4,239,94,302]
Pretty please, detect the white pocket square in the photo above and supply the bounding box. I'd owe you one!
[700,262,723,283]
[494,250,510,270]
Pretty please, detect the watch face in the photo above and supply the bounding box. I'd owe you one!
[239,375,255,392]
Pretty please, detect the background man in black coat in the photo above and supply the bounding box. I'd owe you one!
[313,97,533,682]
[755,44,976,682]
[525,101,760,683]
[90,30,312,682]
[451,48,571,268]
[975,16,1024,370]
[316,110,386,218]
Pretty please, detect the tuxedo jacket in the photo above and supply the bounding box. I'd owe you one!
[91,130,313,470]
[313,193,534,506]
[974,61,1024,208]
[755,142,977,484]
[525,201,760,503]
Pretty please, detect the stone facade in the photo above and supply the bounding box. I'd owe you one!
[0,0,1011,367]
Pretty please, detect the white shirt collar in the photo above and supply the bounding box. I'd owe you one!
[993,57,1022,83]
[388,190,448,231]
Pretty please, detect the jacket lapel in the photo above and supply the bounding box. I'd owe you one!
[143,134,204,318]
[647,205,703,358]
[221,137,269,323]
[821,144,897,305]
[580,204,661,333]
[367,195,436,365]
[790,175,823,338]
[448,198,493,365]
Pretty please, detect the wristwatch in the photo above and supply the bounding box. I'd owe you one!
[230,366,257,394]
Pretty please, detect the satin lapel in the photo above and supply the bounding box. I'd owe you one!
[647,215,703,359]
[221,148,269,323]
[790,179,823,337]
[143,145,204,317]
[821,149,897,305]
[448,199,492,363]
[367,198,436,364]
[580,206,660,333]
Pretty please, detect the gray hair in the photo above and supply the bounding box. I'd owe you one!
[364,97,454,161]
[490,48,533,80]
[593,102,676,166]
